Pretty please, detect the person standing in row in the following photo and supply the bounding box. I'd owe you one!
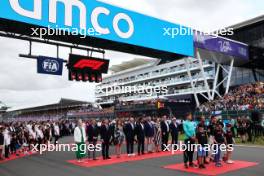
[196,124,208,169]
[170,117,179,149]
[0,127,4,160]
[100,119,112,160]
[87,119,99,160]
[3,126,11,159]
[144,116,154,153]
[74,119,86,162]
[160,115,169,151]
[54,122,60,145]
[124,117,135,156]
[224,124,235,164]
[207,116,217,161]
[136,117,145,155]
[113,119,125,158]
[183,112,196,169]
[153,118,162,152]
[214,123,225,167]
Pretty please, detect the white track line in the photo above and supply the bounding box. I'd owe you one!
[235,144,264,149]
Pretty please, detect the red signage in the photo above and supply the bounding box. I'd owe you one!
[68,54,109,74]
[73,59,105,70]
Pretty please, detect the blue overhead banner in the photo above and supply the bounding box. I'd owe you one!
[0,0,194,57]
[37,56,63,75]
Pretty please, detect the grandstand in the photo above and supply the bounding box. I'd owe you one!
[0,101,9,121]
[96,15,264,118]
[2,98,106,122]
[197,82,264,119]
[95,57,214,117]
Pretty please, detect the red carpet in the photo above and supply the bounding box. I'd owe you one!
[68,151,182,168]
[163,160,259,176]
[0,151,37,164]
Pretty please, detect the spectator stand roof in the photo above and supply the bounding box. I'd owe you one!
[7,98,94,114]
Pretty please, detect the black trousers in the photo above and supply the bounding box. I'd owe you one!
[171,134,178,144]
[171,134,178,150]
[247,128,252,142]
[54,135,59,145]
[10,143,16,153]
[88,140,97,159]
[183,138,195,164]
[0,148,3,159]
[5,145,10,158]
[137,138,145,155]
[126,138,134,154]
[161,133,169,151]
[102,141,109,159]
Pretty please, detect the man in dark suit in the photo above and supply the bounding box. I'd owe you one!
[124,117,135,156]
[144,116,154,153]
[170,117,179,149]
[136,117,145,155]
[100,119,112,160]
[0,127,4,160]
[87,119,99,160]
[160,115,170,151]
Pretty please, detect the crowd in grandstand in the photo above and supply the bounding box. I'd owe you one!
[199,82,264,112]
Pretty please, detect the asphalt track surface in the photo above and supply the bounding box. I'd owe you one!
[0,137,263,176]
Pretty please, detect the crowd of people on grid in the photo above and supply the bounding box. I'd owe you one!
[72,114,240,169]
[73,115,181,161]
[182,114,235,169]
[199,82,264,112]
[0,120,75,160]
[1,114,261,169]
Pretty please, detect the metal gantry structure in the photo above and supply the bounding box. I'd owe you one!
[184,50,235,107]
[0,31,105,60]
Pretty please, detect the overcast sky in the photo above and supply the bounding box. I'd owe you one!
[0,0,264,109]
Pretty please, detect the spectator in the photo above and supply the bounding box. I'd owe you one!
[135,117,145,155]
[0,127,4,160]
[113,119,125,158]
[144,116,154,153]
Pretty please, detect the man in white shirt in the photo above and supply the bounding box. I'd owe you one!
[54,122,60,145]
[36,126,44,149]
[74,119,87,162]
[3,127,11,158]
[160,115,170,151]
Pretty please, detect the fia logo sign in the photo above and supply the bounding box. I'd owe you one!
[42,59,60,73]
[37,56,63,75]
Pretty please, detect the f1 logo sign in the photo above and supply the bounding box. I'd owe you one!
[68,54,109,74]
[74,59,105,70]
